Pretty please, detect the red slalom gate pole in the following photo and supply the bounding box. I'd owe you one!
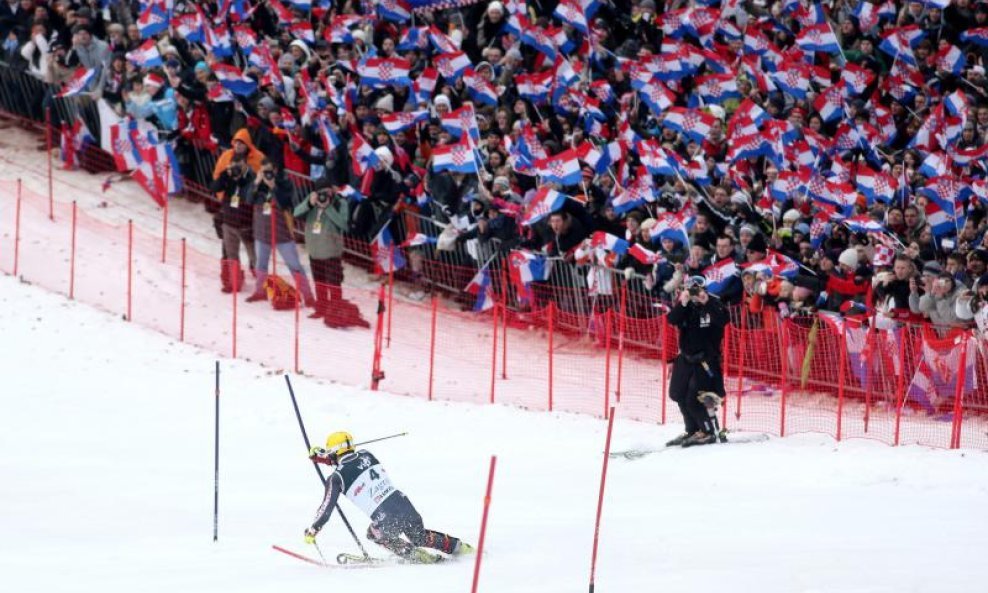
[603,311,612,419]
[660,316,668,424]
[46,108,53,221]
[548,301,555,412]
[490,304,499,404]
[835,320,848,441]
[736,301,749,421]
[778,316,789,437]
[470,455,497,593]
[499,267,508,379]
[180,238,187,342]
[371,285,386,390]
[161,195,169,263]
[615,281,627,402]
[588,406,616,593]
[126,219,133,321]
[69,201,77,299]
[893,327,908,446]
[13,178,22,276]
[427,295,437,401]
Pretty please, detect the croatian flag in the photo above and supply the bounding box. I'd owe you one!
[516,71,553,104]
[378,0,412,23]
[288,0,312,11]
[267,0,295,23]
[465,267,496,312]
[702,258,739,295]
[765,250,800,278]
[213,64,257,96]
[521,187,570,226]
[842,63,875,95]
[372,224,407,274]
[413,67,438,104]
[137,3,169,38]
[233,25,257,54]
[434,51,473,81]
[880,26,924,65]
[637,80,676,114]
[961,27,988,47]
[351,132,381,176]
[126,39,163,68]
[795,23,841,53]
[58,67,98,97]
[171,12,204,43]
[856,167,899,203]
[520,22,558,59]
[590,232,630,255]
[535,148,582,187]
[844,216,886,234]
[290,22,316,45]
[935,44,966,75]
[944,89,969,117]
[358,57,412,88]
[381,110,429,134]
[508,250,551,305]
[441,105,480,144]
[629,243,663,265]
[924,199,956,237]
[60,119,94,169]
[463,68,499,106]
[649,212,693,249]
[553,0,589,34]
[398,26,429,51]
[401,232,437,248]
[205,23,234,58]
[431,141,478,174]
[315,115,340,154]
[662,107,717,144]
[907,335,977,413]
[813,82,845,123]
[693,73,740,104]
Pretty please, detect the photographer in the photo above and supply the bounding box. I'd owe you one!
[245,159,316,308]
[665,276,729,447]
[210,154,257,293]
[294,185,369,329]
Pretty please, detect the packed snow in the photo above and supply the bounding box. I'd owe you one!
[3,274,988,593]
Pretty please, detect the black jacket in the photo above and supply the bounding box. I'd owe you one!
[667,297,728,361]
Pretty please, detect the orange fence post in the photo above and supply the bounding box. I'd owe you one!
[386,245,395,348]
[292,273,301,374]
[615,280,627,403]
[603,310,612,419]
[950,338,969,449]
[548,301,555,412]
[490,304,499,405]
[69,201,77,299]
[13,178,22,277]
[735,302,748,421]
[779,317,788,437]
[500,286,508,380]
[180,238,186,342]
[371,285,386,390]
[161,195,169,263]
[836,319,848,441]
[126,219,133,321]
[231,261,239,358]
[270,203,278,277]
[46,108,53,221]
[893,326,907,446]
[660,315,668,425]
[428,295,437,401]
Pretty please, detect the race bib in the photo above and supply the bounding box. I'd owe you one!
[312,219,323,235]
[345,462,395,516]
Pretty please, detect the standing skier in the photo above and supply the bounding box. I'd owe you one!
[665,276,729,447]
[304,431,475,563]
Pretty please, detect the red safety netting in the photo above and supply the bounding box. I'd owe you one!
[2,178,987,450]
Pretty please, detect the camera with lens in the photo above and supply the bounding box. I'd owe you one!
[688,284,701,297]
[315,190,332,206]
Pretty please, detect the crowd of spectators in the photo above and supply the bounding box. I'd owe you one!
[5,0,988,336]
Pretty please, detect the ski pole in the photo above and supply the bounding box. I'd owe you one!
[313,541,329,567]
[353,432,408,447]
[284,375,372,560]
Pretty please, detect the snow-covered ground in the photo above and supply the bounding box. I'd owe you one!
[3,273,988,593]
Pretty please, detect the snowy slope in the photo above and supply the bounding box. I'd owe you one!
[2,274,988,593]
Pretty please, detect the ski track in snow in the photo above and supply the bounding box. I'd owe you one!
[2,127,988,592]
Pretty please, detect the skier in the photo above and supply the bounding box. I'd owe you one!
[304,431,475,564]
[665,276,729,447]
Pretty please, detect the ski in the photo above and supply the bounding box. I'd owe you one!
[272,545,388,569]
[610,433,771,459]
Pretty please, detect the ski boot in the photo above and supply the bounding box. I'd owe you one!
[681,431,716,447]
[665,432,692,447]
[452,541,476,556]
[407,547,444,564]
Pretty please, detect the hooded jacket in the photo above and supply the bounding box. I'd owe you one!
[212,128,265,180]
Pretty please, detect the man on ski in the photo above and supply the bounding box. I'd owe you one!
[665,276,729,447]
[304,431,474,563]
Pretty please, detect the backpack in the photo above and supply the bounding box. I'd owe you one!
[264,275,299,310]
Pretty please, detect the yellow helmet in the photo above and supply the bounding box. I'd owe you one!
[325,431,355,457]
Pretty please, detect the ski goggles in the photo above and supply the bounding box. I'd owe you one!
[686,276,707,289]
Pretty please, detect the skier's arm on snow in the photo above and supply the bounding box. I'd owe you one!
[310,472,344,532]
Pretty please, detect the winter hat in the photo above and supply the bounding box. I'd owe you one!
[488,1,505,15]
[794,222,811,236]
[739,223,758,237]
[434,95,451,110]
[493,176,511,189]
[289,39,311,59]
[838,248,859,269]
[640,218,658,233]
[374,146,394,168]
[922,260,943,276]
[374,94,394,113]
[194,61,210,73]
[144,73,164,89]
[782,209,801,224]
[747,233,768,254]
[258,96,277,111]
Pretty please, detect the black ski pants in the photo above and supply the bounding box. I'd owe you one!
[367,493,460,557]
[669,355,725,434]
